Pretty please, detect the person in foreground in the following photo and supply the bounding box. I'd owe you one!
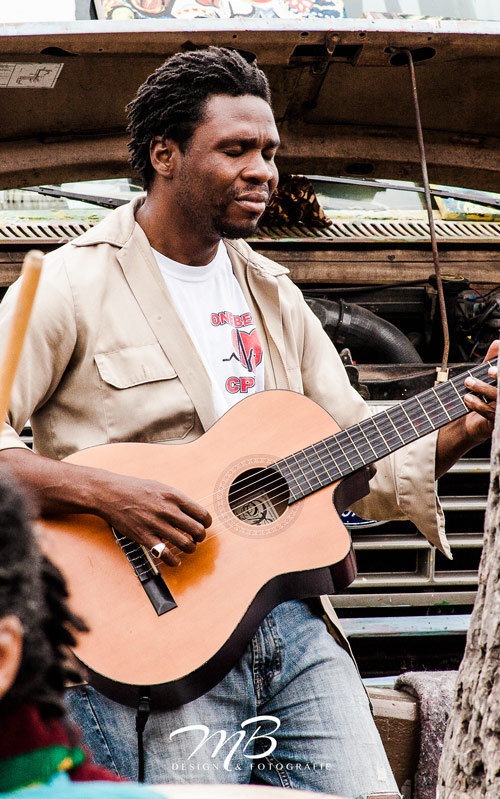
[0,471,166,798]
[0,48,497,798]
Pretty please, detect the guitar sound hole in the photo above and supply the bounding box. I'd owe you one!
[228,468,290,526]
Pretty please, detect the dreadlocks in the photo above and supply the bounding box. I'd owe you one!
[0,472,87,720]
[126,47,272,189]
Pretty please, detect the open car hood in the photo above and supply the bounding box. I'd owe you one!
[1,18,500,191]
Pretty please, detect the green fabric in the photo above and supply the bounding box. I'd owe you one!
[0,745,85,792]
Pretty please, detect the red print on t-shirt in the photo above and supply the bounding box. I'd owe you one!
[230,328,263,373]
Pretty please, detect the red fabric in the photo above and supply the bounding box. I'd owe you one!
[1,705,122,782]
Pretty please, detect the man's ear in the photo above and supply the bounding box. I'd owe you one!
[149,136,181,180]
[0,615,23,701]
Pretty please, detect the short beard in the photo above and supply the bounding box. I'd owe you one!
[212,213,261,240]
[176,166,264,241]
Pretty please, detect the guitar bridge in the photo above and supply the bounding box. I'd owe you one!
[112,529,177,616]
[141,572,177,616]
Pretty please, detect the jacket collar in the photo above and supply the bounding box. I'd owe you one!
[72,198,290,279]
[73,199,291,427]
[71,196,141,249]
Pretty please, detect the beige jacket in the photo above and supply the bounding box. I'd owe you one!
[0,198,448,557]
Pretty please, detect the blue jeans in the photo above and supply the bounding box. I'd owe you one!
[66,600,399,799]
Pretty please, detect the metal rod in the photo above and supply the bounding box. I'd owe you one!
[0,251,43,435]
[23,185,127,209]
[304,175,500,210]
[397,48,450,378]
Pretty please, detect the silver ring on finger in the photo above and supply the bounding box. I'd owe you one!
[150,542,167,559]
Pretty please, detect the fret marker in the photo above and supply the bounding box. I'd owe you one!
[368,417,391,449]
[345,429,364,462]
[291,453,315,492]
[449,380,468,411]
[313,441,342,480]
[357,422,378,459]
[400,406,418,436]
[386,412,405,445]
[333,435,355,470]
[415,396,434,429]
[275,462,300,503]
[304,446,328,486]
[432,388,452,421]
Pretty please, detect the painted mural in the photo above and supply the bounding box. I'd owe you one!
[97,0,345,20]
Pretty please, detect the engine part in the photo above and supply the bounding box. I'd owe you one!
[305,296,422,364]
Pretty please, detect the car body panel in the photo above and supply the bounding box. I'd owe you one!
[1,19,500,189]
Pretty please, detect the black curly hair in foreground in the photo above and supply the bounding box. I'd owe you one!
[0,472,87,719]
[126,47,272,189]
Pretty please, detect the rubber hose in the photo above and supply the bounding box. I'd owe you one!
[306,297,422,364]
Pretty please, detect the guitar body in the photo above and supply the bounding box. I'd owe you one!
[37,390,364,709]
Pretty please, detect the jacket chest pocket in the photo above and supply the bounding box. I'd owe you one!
[94,344,195,443]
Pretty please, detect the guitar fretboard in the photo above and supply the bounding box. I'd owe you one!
[274,360,496,503]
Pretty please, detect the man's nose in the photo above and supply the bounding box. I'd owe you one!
[241,153,277,184]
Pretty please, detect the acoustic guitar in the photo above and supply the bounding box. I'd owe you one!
[38,359,496,709]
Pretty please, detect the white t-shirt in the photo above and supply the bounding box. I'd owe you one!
[152,242,265,419]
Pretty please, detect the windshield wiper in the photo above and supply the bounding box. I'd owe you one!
[22,185,131,209]
[305,176,500,210]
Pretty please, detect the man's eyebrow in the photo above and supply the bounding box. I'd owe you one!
[217,136,281,149]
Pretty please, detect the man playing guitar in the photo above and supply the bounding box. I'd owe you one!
[0,48,497,799]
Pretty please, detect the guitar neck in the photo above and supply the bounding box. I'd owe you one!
[275,359,497,503]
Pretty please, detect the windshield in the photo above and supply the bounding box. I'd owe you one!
[3,178,500,225]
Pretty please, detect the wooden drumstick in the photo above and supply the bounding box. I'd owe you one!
[0,250,43,433]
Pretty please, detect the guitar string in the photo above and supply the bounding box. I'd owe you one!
[185,415,424,523]
[151,384,461,560]
[191,360,494,509]
[189,361,495,534]
[190,366,493,518]
[124,364,495,562]
[142,397,481,561]
[139,369,492,560]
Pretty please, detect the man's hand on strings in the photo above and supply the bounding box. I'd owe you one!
[436,339,498,478]
[97,474,212,567]
[461,338,499,445]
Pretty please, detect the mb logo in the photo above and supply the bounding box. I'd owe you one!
[169,715,281,772]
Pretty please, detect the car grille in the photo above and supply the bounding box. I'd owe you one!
[253,219,500,244]
[0,221,92,244]
[1,218,500,245]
